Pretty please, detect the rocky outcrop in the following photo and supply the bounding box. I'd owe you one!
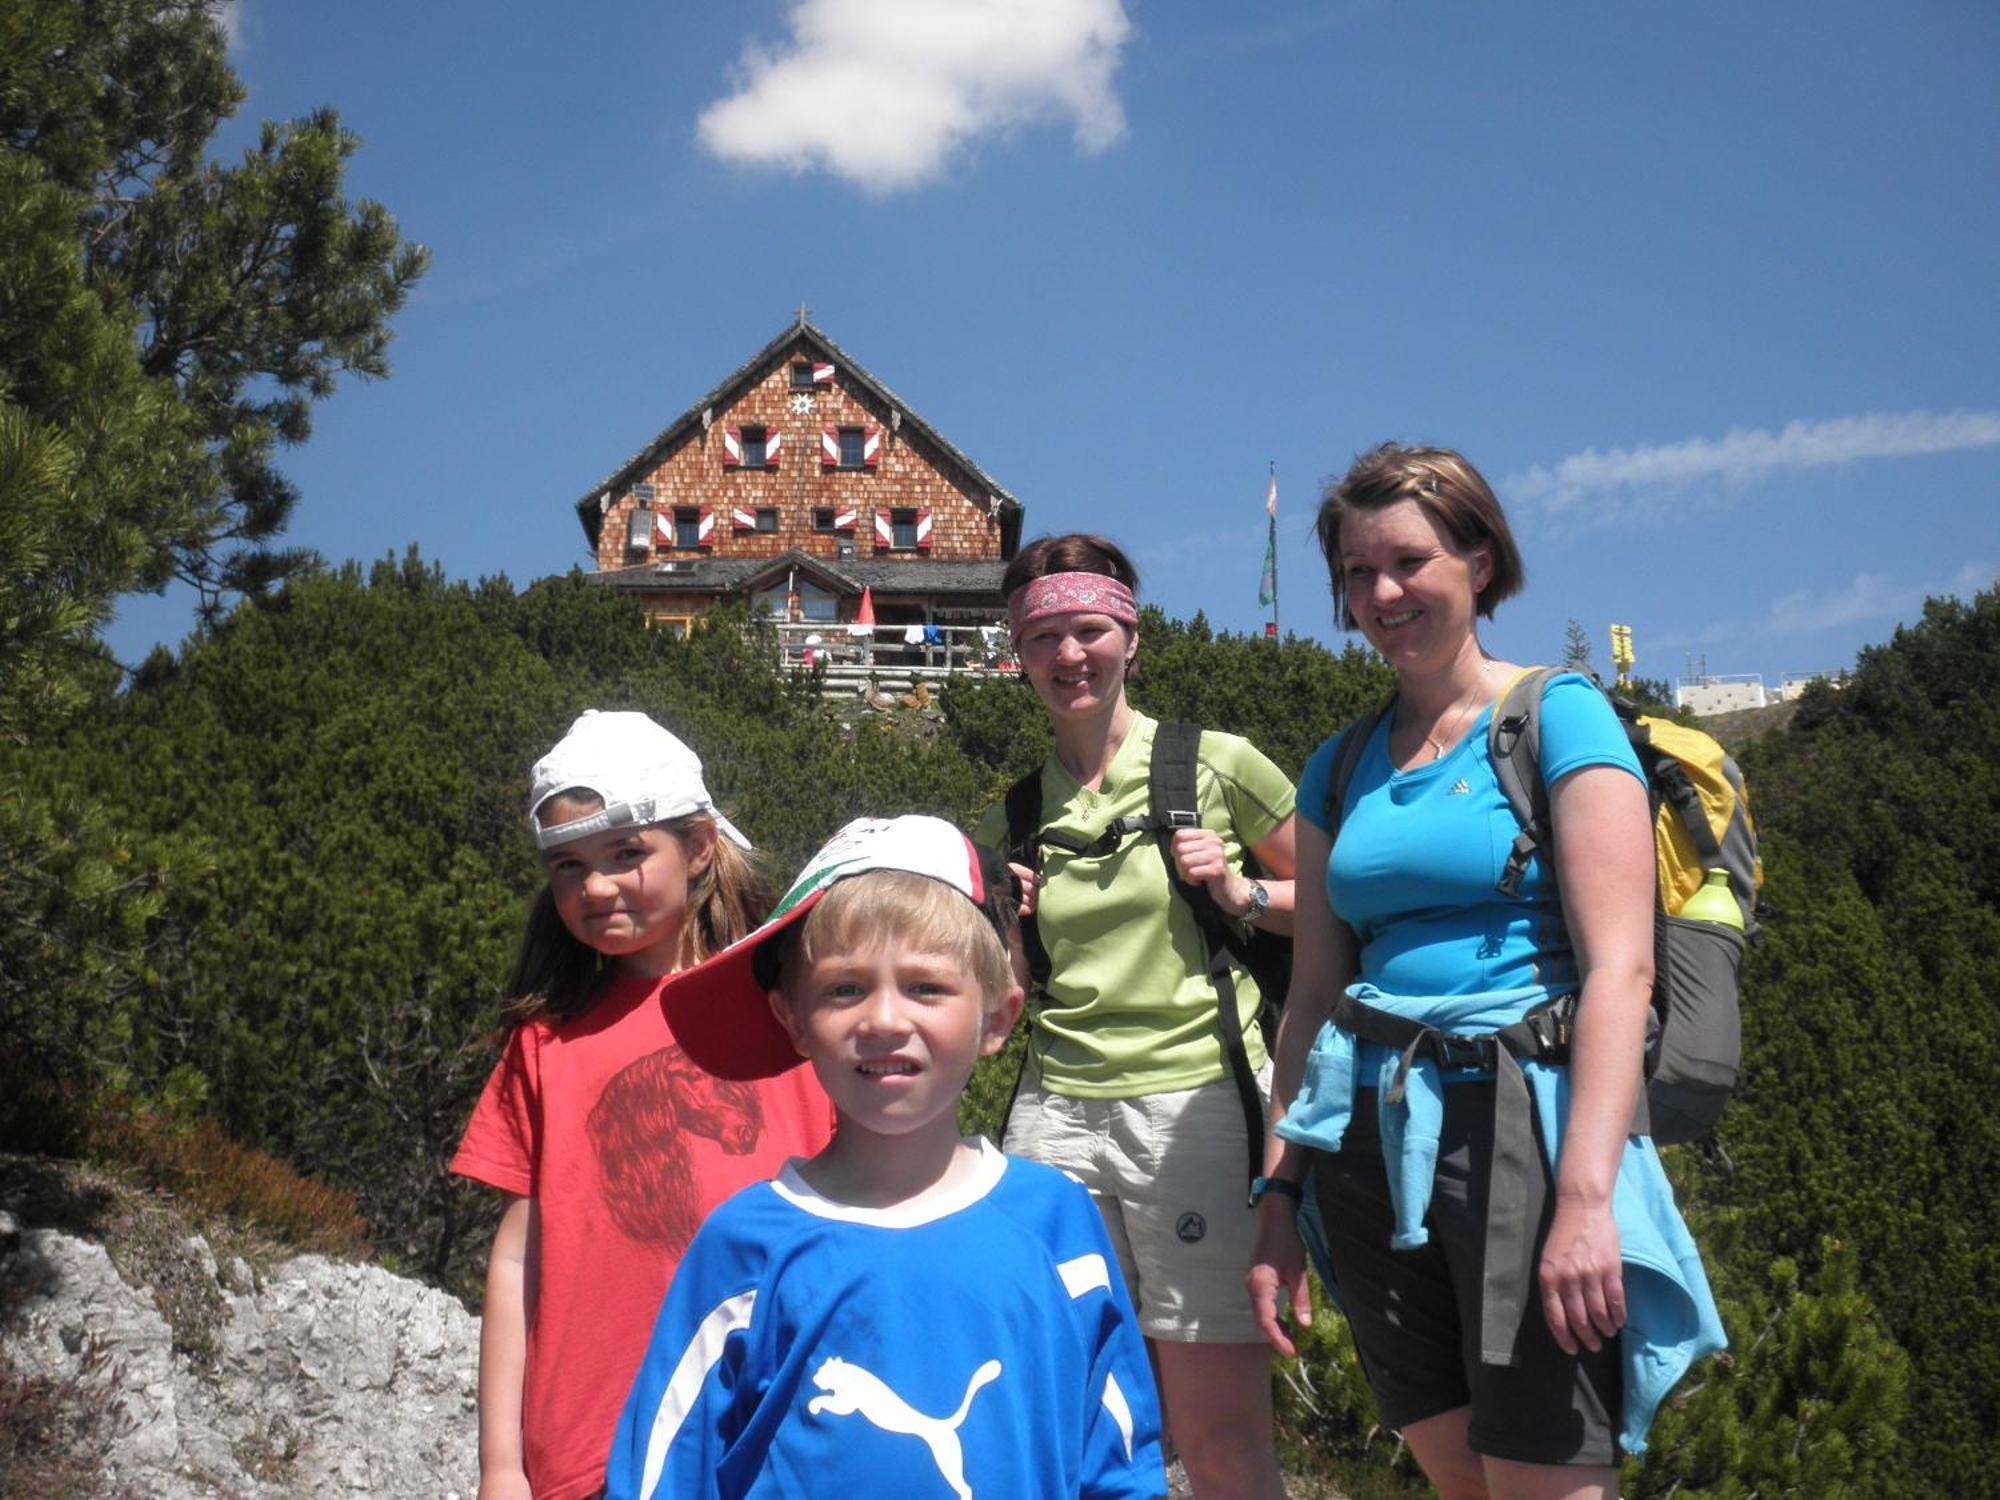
[0,1212,1219,1498]
[2,1218,479,1499]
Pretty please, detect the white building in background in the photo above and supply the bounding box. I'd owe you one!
[1779,670,1852,701]
[1675,673,1768,715]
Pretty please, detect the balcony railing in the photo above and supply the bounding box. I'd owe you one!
[762,619,1020,681]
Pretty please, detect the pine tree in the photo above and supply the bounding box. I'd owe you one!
[1634,1238,1911,1498]
[0,0,427,650]
[1562,616,1594,673]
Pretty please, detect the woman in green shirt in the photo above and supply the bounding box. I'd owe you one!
[977,533,1299,1499]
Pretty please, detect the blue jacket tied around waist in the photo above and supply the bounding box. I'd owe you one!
[1277,982,1726,1455]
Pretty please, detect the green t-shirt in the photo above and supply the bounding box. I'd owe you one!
[974,713,1296,1098]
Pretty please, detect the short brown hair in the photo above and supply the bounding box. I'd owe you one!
[1001,533,1140,600]
[1315,444,1525,630]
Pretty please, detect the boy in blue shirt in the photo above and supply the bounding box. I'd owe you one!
[605,815,1166,1500]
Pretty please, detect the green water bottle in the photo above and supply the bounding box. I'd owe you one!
[1678,866,1744,930]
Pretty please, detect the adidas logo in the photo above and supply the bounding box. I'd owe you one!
[1447,779,1471,796]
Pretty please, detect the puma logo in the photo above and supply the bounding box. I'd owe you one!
[806,1355,1002,1500]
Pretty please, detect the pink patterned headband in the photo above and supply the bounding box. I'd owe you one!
[1007,572,1139,645]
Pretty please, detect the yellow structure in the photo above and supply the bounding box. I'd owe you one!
[1609,623,1634,688]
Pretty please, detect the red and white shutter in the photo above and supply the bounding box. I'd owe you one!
[730,507,758,531]
[653,510,672,547]
[832,507,858,532]
[862,427,882,470]
[873,509,895,550]
[764,430,782,469]
[696,507,715,549]
[915,507,934,551]
[821,427,841,468]
[721,427,742,469]
[812,363,835,386]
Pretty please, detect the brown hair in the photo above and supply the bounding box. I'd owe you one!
[1001,533,1140,599]
[775,870,1016,1016]
[499,813,772,1030]
[1315,443,1525,631]
[1002,533,1142,680]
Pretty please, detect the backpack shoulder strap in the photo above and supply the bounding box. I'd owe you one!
[1002,768,1053,994]
[1323,694,1397,837]
[1148,720,1205,832]
[1489,666,1563,897]
[1149,723,1234,938]
[1145,722,1257,963]
[1149,721,1266,1192]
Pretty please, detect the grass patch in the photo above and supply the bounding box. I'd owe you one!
[86,1106,370,1259]
[0,1302,140,1500]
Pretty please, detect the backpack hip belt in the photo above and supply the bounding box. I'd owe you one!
[1330,988,1608,1367]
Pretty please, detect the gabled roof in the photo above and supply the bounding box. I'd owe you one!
[588,549,1007,599]
[573,318,1023,550]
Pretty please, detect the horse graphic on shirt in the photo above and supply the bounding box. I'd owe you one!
[806,1355,1002,1500]
[588,1045,765,1251]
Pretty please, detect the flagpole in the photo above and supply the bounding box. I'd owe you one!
[1270,461,1279,638]
[1257,462,1280,640]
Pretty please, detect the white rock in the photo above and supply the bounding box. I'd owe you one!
[2,1226,482,1498]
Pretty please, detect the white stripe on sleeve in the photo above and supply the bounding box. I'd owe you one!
[638,1290,759,1500]
[1056,1253,1110,1299]
[1101,1370,1136,1461]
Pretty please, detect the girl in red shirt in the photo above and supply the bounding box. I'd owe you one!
[452,711,832,1500]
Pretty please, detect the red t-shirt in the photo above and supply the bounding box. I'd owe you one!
[451,972,833,1500]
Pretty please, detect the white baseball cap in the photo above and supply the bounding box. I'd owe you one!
[528,710,750,851]
[663,815,1015,1080]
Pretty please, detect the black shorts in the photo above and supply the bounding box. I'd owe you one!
[1311,1083,1622,1467]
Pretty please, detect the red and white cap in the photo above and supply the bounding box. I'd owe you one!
[663,815,1013,1080]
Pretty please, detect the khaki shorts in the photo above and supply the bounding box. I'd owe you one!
[1005,1064,1269,1344]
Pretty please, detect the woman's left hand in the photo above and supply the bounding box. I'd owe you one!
[1538,1193,1627,1354]
[1170,827,1250,915]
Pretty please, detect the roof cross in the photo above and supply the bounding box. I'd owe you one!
[795,301,812,326]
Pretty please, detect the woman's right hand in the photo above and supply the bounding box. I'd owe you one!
[1248,1201,1314,1359]
[1008,861,1040,918]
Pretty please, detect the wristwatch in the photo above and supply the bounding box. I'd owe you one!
[1249,1175,1303,1208]
[1243,879,1271,923]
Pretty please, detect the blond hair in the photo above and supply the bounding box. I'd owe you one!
[500,812,772,1030]
[777,870,1014,1012]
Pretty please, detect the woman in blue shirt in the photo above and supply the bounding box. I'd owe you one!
[1246,444,1720,1500]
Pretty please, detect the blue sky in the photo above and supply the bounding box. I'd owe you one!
[110,0,2000,693]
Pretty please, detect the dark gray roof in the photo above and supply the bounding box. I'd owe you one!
[588,550,1005,599]
[573,319,1023,550]
[825,557,1008,591]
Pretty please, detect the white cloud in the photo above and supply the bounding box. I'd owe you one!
[697,0,1133,194]
[1766,561,1996,635]
[216,1,243,51]
[1656,560,1997,653]
[1506,409,2000,524]
[1766,572,1926,635]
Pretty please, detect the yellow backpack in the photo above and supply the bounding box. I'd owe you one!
[1488,668,1762,1143]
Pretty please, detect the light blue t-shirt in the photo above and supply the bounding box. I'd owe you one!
[1296,672,1642,997]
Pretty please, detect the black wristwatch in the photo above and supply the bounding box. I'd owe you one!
[1249,1174,1303,1208]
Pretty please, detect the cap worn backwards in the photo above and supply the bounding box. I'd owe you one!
[529,710,751,852]
[663,814,1016,1081]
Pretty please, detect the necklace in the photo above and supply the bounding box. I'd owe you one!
[1415,665,1490,762]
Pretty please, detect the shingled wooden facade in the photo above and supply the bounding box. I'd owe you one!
[574,319,1024,645]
